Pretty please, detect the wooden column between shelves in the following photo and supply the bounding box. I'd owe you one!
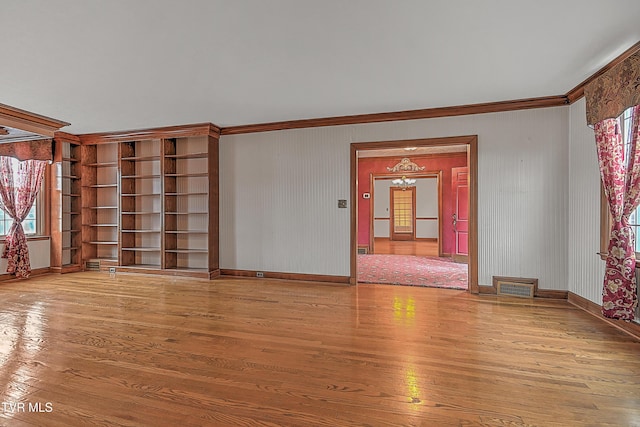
[163,138,177,270]
[49,143,64,270]
[208,134,220,279]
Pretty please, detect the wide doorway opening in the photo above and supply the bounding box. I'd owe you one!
[350,136,478,292]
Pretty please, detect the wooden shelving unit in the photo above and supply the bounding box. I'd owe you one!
[163,136,210,274]
[120,139,162,270]
[51,133,83,272]
[81,142,119,269]
[78,123,220,278]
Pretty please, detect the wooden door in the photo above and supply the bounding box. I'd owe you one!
[390,187,416,241]
[452,167,468,263]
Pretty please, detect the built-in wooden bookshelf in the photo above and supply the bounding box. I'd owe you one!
[163,136,210,274]
[81,142,119,268]
[78,123,220,278]
[120,139,162,269]
[51,133,83,272]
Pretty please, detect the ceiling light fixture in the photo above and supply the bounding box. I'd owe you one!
[392,175,417,190]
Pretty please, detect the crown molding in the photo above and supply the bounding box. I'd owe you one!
[0,103,70,137]
[53,131,81,143]
[78,122,221,144]
[220,96,568,136]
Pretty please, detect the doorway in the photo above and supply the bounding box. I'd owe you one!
[452,166,469,263]
[390,186,416,241]
[350,136,478,292]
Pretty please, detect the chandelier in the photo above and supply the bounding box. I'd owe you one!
[392,175,416,189]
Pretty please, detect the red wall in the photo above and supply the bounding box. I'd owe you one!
[357,154,467,256]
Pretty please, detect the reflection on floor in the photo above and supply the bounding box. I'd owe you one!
[358,239,468,289]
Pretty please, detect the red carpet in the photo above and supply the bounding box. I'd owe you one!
[357,254,468,289]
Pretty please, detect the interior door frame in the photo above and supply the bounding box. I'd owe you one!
[351,135,478,293]
[369,172,442,255]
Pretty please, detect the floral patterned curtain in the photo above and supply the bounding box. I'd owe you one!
[595,105,640,320]
[0,139,53,161]
[0,157,46,278]
[585,51,640,126]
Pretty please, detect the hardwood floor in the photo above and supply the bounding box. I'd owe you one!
[1,272,639,426]
[373,238,439,257]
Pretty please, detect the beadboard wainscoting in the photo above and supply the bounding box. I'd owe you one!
[0,238,50,275]
[568,98,606,305]
[220,106,570,291]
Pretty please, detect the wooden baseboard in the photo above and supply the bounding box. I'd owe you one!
[221,269,350,285]
[415,238,438,242]
[0,267,51,282]
[568,292,640,341]
[478,285,497,294]
[113,266,214,279]
[51,264,83,274]
[535,289,569,299]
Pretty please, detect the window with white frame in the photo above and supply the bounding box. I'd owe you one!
[0,157,42,237]
[601,106,638,254]
[621,107,640,252]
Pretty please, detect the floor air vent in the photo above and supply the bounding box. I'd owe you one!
[86,260,101,271]
[493,276,537,298]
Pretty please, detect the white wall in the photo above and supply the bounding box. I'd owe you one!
[415,177,438,238]
[373,178,391,238]
[220,106,569,288]
[568,98,605,304]
[0,239,50,272]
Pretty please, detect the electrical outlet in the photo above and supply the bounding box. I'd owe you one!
[109,267,116,274]
[256,271,264,278]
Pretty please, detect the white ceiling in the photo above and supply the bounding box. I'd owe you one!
[1,0,639,134]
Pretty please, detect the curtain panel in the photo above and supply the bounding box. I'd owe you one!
[587,49,640,320]
[585,51,640,126]
[0,157,47,278]
[595,107,640,320]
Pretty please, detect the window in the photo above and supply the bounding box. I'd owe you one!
[600,106,638,256]
[0,157,43,238]
[621,108,640,253]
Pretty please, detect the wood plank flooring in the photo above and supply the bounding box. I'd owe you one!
[373,238,439,257]
[0,272,639,426]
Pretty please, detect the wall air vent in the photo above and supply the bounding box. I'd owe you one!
[357,246,369,255]
[85,260,101,271]
[493,276,537,298]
